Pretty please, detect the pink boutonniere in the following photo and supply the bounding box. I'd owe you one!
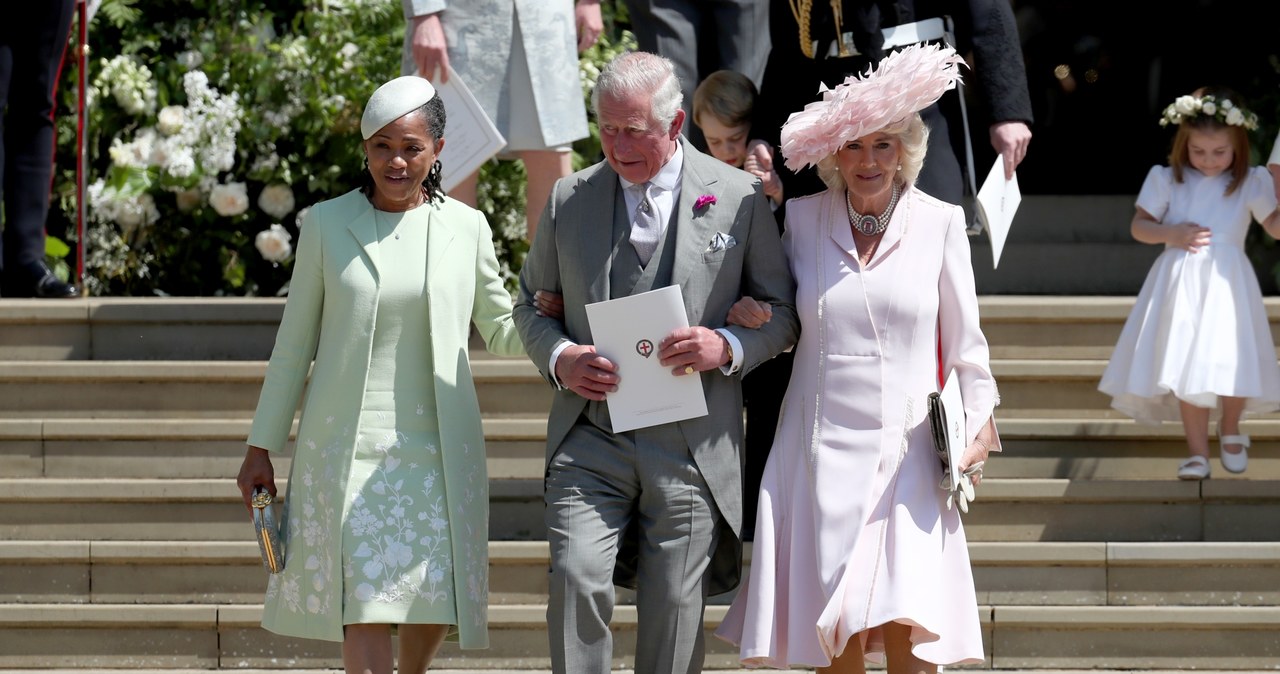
[694,194,717,212]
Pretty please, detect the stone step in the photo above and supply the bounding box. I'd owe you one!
[2,477,1278,543]
[10,358,1280,419]
[0,671,1256,674]
[5,416,1279,481]
[7,296,1280,362]
[0,360,553,419]
[0,602,1277,670]
[4,540,1278,608]
[0,417,545,480]
[0,671,1259,674]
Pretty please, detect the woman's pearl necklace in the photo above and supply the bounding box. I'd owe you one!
[846,182,901,237]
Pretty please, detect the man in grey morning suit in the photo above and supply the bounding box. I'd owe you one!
[513,52,799,674]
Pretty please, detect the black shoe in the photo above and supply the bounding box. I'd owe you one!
[33,271,79,298]
[3,265,79,298]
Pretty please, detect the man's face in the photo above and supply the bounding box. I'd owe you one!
[597,90,683,184]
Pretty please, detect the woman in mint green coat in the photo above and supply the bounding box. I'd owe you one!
[236,76,524,674]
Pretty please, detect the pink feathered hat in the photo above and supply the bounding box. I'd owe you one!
[779,43,965,172]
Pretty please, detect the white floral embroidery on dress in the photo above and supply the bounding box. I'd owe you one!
[266,428,346,617]
[345,432,454,606]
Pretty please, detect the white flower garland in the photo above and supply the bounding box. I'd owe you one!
[1159,94,1259,130]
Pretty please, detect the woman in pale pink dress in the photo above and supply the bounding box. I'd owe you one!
[714,44,1002,674]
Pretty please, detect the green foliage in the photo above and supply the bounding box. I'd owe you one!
[57,0,635,296]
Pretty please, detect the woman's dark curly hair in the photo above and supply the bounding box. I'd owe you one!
[360,93,447,205]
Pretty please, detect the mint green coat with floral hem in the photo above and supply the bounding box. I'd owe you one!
[247,189,523,647]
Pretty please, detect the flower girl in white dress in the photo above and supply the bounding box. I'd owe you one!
[1099,87,1280,480]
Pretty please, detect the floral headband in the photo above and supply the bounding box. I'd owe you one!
[779,43,965,172]
[1159,94,1259,130]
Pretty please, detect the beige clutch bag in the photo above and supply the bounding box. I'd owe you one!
[251,487,284,574]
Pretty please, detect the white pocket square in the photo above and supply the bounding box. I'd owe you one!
[706,232,737,253]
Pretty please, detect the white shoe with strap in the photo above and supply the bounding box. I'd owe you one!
[1220,434,1250,474]
[1176,455,1210,481]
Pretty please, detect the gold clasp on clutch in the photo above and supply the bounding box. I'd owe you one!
[251,489,274,509]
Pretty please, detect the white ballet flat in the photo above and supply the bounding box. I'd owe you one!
[1219,434,1250,474]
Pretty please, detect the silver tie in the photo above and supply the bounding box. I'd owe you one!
[629,183,660,266]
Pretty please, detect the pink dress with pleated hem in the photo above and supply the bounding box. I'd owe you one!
[715,187,998,668]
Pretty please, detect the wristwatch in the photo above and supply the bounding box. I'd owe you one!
[720,331,734,366]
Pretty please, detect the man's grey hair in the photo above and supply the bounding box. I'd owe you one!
[591,51,683,129]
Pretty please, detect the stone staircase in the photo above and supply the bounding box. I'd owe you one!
[2,297,1279,671]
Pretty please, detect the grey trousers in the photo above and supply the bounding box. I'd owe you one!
[544,418,721,674]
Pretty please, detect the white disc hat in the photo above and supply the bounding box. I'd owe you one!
[360,76,437,140]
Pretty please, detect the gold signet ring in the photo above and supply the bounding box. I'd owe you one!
[684,366,695,375]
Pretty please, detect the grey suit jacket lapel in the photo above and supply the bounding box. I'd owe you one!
[578,167,621,305]
[671,138,722,294]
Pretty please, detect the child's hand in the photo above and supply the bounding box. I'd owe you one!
[745,140,784,204]
[744,140,773,175]
[1170,222,1211,253]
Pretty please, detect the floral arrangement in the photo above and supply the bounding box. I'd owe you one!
[55,0,410,295]
[53,0,635,296]
[1158,94,1260,130]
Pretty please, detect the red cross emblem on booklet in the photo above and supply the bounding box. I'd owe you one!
[636,339,654,358]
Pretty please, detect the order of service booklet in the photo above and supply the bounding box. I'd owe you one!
[975,154,1021,269]
[430,65,506,194]
[584,285,709,432]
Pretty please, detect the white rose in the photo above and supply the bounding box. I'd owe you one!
[257,183,296,220]
[175,188,203,212]
[295,205,311,228]
[209,182,250,217]
[1225,108,1245,127]
[1173,95,1199,116]
[157,105,186,135]
[1201,100,1217,116]
[1220,99,1234,110]
[255,223,294,262]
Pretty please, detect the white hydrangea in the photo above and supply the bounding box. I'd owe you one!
[87,179,160,237]
[340,42,359,72]
[162,144,197,179]
[157,106,186,135]
[251,151,280,175]
[176,50,204,70]
[108,128,157,169]
[209,182,250,217]
[96,55,158,116]
[255,223,294,262]
[258,183,296,220]
[179,70,243,174]
[115,193,160,235]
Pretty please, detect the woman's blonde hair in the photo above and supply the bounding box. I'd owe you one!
[815,113,929,191]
